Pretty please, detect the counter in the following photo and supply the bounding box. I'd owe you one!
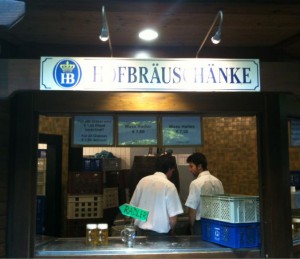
[35,236,260,258]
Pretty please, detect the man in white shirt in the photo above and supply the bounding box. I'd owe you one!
[185,152,224,235]
[130,155,183,236]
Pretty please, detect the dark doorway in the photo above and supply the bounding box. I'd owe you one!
[37,134,63,237]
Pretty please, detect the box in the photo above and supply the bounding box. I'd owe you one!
[82,158,102,171]
[82,157,121,172]
[37,149,47,158]
[36,196,46,234]
[68,172,103,195]
[36,183,46,196]
[201,194,260,223]
[291,191,300,209]
[291,171,300,190]
[102,158,121,171]
[201,218,260,248]
[37,157,47,172]
[103,187,119,209]
[67,195,103,219]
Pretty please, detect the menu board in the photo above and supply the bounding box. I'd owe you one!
[290,119,300,146]
[118,115,157,146]
[72,115,114,146]
[162,116,202,146]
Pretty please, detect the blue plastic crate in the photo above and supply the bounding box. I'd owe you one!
[36,196,46,234]
[82,157,121,172]
[82,158,102,171]
[201,218,260,248]
[290,171,300,190]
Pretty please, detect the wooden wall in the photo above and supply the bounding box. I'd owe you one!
[0,100,10,257]
[198,116,258,195]
[290,148,300,171]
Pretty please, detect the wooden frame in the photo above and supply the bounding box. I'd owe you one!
[6,91,299,257]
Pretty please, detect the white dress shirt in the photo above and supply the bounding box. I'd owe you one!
[185,170,224,220]
[130,172,183,233]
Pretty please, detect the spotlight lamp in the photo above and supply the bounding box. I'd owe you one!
[196,10,224,58]
[99,5,109,41]
[211,28,222,44]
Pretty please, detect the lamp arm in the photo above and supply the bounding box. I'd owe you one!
[108,36,113,57]
[102,6,106,27]
[100,5,113,57]
[195,10,223,58]
[104,10,113,57]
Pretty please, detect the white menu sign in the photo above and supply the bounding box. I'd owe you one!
[73,115,114,146]
[162,116,202,146]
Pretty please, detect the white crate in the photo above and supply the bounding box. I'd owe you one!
[37,158,47,172]
[67,195,103,219]
[291,191,300,209]
[201,194,260,223]
[103,187,119,209]
[36,183,46,196]
[37,171,46,184]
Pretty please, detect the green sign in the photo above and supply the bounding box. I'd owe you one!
[119,203,149,222]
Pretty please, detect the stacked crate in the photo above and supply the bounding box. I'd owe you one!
[67,157,121,236]
[68,171,103,195]
[67,171,104,237]
[36,150,47,235]
[290,171,300,190]
[200,194,260,248]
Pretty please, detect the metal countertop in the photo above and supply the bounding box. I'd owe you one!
[35,236,260,257]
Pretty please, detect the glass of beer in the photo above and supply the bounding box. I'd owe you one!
[98,223,109,245]
[86,224,99,245]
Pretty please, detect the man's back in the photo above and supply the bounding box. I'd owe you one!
[130,172,183,233]
[196,172,224,195]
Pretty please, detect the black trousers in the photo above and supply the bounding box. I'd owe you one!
[194,220,202,236]
[137,228,170,237]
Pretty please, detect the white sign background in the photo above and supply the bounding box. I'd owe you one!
[40,57,260,92]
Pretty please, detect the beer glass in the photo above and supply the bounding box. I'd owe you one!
[98,223,109,245]
[86,224,99,245]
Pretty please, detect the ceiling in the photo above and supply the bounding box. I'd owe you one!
[0,0,300,61]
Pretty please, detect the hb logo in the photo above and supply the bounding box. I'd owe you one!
[53,59,82,88]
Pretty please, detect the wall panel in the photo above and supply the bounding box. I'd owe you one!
[0,100,10,257]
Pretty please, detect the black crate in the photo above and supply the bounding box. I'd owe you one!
[68,171,103,195]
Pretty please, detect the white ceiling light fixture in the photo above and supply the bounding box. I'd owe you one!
[134,51,152,59]
[196,10,224,58]
[139,29,158,41]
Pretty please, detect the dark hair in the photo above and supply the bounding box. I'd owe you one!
[186,152,208,170]
[155,155,176,174]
